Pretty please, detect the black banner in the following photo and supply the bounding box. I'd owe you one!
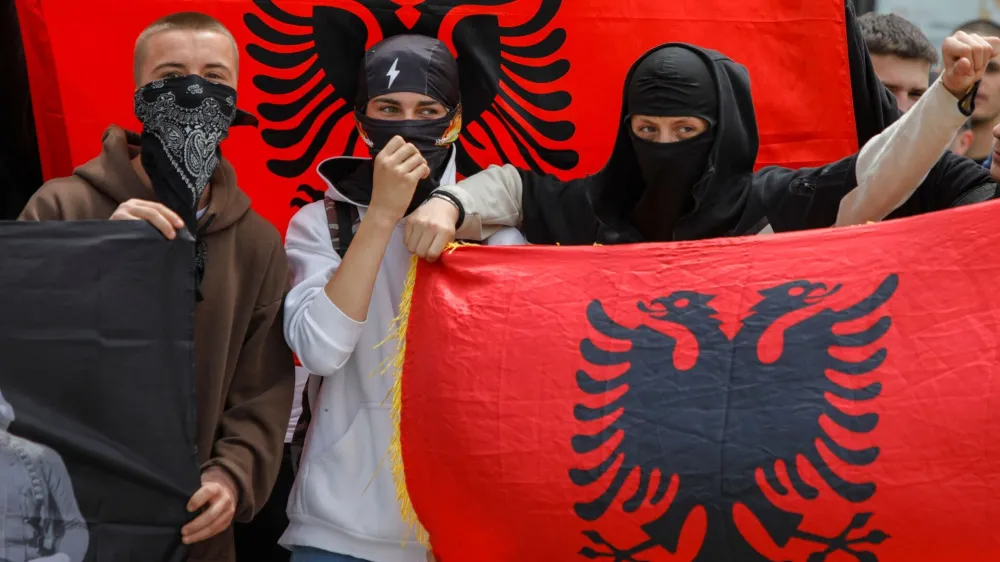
[0,221,200,562]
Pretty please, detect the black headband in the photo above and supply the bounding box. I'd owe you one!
[355,34,460,110]
[627,46,718,126]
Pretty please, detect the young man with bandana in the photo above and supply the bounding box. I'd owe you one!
[280,34,517,562]
[17,13,294,562]
[403,31,1000,256]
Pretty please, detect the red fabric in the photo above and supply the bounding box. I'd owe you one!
[15,0,855,235]
[401,201,1000,561]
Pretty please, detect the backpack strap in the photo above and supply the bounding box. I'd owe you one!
[292,199,360,473]
[324,198,359,259]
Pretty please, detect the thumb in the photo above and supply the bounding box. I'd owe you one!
[187,484,216,511]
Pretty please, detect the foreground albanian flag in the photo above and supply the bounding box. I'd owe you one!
[394,201,1000,561]
[16,0,858,234]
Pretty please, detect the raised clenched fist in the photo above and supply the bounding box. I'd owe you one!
[941,31,1000,99]
[369,135,431,225]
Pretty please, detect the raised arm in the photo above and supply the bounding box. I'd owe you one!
[285,138,427,376]
[837,32,1000,225]
[760,31,999,233]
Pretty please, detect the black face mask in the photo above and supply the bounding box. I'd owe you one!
[628,127,715,241]
[134,74,256,299]
[133,74,257,232]
[354,105,462,214]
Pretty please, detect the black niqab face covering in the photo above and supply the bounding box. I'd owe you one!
[345,34,462,215]
[134,74,257,299]
[625,46,720,241]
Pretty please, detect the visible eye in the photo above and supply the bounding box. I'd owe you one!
[638,125,657,134]
[417,108,445,120]
[161,71,183,79]
[204,72,225,82]
[678,125,697,134]
[379,105,400,114]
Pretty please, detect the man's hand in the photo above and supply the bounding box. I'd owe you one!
[110,198,185,240]
[405,197,459,261]
[181,467,238,545]
[941,31,1000,99]
[369,136,430,226]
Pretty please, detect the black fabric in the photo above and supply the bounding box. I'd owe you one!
[628,130,715,240]
[233,445,294,562]
[888,156,995,216]
[844,0,901,147]
[513,3,990,245]
[355,105,461,175]
[344,35,463,216]
[134,75,255,235]
[517,43,784,245]
[133,75,258,301]
[354,34,460,111]
[0,220,200,562]
[624,46,719,240]
[627,47,718,125]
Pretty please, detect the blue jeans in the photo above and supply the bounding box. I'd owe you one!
[290,547,372,562]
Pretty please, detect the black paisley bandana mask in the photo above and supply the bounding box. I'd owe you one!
[133,74,257,300]
[133,75,257,230]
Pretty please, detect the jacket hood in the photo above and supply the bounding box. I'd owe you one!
[74,126,252,234]
[0,389,14,431]
[592,42,758,241]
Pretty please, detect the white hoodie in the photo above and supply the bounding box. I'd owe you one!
[280,148,523,561]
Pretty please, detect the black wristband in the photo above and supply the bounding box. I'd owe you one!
[959,81,980,117]
[431,191,466,229]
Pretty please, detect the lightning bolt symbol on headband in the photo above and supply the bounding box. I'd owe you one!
[387,58,400,89]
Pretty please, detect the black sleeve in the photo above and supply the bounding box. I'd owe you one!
[744,154,860,234]
[932,153,995,209]
[887,152,994,217]
[756,150,994,233]
[844,0,901,146]
[951,183,998,207]
[519,171,603,245]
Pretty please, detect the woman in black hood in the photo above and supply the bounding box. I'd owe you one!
[405,37,987,255]
[586,43,763,244]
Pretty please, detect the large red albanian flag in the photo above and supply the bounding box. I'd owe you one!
[15,0,856,234]
[398,201,1000,561]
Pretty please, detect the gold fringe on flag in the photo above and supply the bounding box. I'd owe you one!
[374,254,427,548]
[377,242,470,549]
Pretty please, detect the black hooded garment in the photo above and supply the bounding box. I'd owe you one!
[515,1,996,246]
[518,42,864,245]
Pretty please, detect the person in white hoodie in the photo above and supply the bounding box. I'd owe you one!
[280,35,521,562]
